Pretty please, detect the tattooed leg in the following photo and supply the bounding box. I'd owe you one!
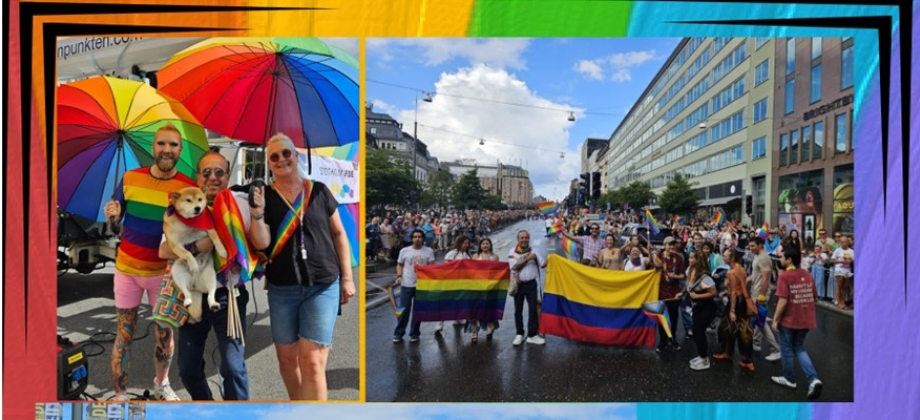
[111,307,139,394]
[153,324,174,384]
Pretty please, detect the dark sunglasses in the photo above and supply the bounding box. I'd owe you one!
[200,168,226,179]
[269,149,294,162]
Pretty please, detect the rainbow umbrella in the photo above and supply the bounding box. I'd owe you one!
[157,37,359,151]
[56,76,208,224]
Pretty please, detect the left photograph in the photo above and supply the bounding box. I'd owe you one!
[55,37,360,401]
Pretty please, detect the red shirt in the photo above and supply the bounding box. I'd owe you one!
[658,252,685,300]
[776,268,818,329]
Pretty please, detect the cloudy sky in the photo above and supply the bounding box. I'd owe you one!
[366,38,680,201]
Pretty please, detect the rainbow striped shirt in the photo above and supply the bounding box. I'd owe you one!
[114,167,197,276]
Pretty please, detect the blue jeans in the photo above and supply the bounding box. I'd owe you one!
[393,286,421,339]
[678,280,693,336]
[178,286,250,400]
[777,326,819,384]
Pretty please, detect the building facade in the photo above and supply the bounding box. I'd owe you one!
[772,37,855,243]
[365,105,440,183]
[442,161,535,206]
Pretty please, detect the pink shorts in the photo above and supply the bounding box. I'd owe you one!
[113,270,165,309]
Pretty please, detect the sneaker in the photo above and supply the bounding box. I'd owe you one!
[670,339,681,351]
[512,334,525,346]
[689,356,702,365]
[655,346,663,353]
[753,344,762,352]
[409,336,420,343]
[526,335,546,345]
[766,351,782,361]
[392,336,403,343]
[690,357,710,370]
[771,376,797,389]
[737,360,755,371]
[711,352,730,360]
[807,379,824,400]
[153,378,180,401]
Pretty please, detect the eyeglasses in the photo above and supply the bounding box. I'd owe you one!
[269,149,293,162]
[834,234,841,238]
[200,167,226,179]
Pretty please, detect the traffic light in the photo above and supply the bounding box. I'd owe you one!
[591,172,601,200]
[745,195,753,215]
[579,172,590,191]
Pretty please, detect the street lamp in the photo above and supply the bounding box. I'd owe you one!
[413,91,433,182]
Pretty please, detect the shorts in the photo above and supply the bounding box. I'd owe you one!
[113,270,165,309]
[267,279,340,346]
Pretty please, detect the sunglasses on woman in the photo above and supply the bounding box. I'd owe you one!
[269,149,294,162]
[200,168,226,179]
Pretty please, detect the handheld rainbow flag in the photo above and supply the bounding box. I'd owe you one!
[561,235,579,260]
[413,260,511,322]
[712,209,725,226]
[762,222,770,232]
[645,208,661,235]
[672,215,683,225]
[545,218,564,237]
[540,255,660,347]
[641,300,672,339]
[387,285,405,319]
[536,201,558,216]
[212,190,264,286]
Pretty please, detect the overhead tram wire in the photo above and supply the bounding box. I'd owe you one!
[416,123,569,156]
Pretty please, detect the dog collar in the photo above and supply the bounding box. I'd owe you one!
[166,205,216,230]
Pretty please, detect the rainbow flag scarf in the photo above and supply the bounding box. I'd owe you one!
[713,210,725,226]
[537,201,558,216]
[561,235,578,260]
[212,190,263,286]
[645,209,661,235]
[266,180,314,263]
[413,259,511,322]
[641,300,672,339]
[541,255,660,347]
[387,285,405,319]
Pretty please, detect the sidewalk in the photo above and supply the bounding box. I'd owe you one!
[816,300,854,317]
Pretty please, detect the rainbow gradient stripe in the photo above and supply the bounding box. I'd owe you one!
[641,300,672,339]
[267,180,312,262]
[537,201,558,216]
[413,259,511,322]
[212,190,262,286]
[645,209,661,235]
[713,210,725,226]
[561,235,578,260]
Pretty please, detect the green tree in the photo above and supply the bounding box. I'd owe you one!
[621,181,656,210]
[420,169,454,208]
[659,173,699,218]
[481,193,506,210]
[452,169,487,210]
[366,148,420,208]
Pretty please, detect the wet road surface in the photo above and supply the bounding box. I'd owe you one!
[365,219,853,402]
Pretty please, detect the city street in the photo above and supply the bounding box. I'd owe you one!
[365,219,853,402]
[57,267,360,401]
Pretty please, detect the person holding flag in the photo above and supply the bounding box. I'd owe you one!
[655,237,684,352]
[560,223,605,267]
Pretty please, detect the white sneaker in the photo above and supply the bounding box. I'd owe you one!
[807,379,824,400]
[771,376,797,389]
[689,356,702,365]
[753,344,762,352]
[690,357,710,370]
[153,378,180,401]
[512,334,525,346]
[765,352,782,361]
[526,335,546,345]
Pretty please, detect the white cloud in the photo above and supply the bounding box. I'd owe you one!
[368,38,532,70]
[574,59,604,81]
[391,64,584,200]
[611,68,632,82]
[369,99,399,117]
[608,50,656,68]
[574,49,656,83]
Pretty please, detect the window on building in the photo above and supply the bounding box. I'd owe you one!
[835,113,848,154]
[841,45,854,89]
[785,79,795,115]
[369,127,377,135]
[756,38,769,49]
[850,110,855,150]
[753,98,768,123]
[786,38,795,75]
[802,125,812,162]
[813,121,824,159]
[755,59,769,85]
[810,63,822,103]
[790,129,799,165]
[752,136,766,160]
[811,38,822,60]
[780,133,789,166]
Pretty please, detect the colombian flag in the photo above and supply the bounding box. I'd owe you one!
[414,260,511,322]
[540,254,659,347]
[537,201,558,216]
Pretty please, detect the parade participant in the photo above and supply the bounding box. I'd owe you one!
[621,234,650,258]
[545,215,556,236]
[392,229,436,343]
[765,229,782,255]
[509,230,547,346]
[598,234,623,271]
[676,250,717,371]
[380,218,396,262]
[250,133,356,400]
[103,123,197,401]
[623,245,659,271]
[747,236,782,361]
[771,249,823,400]
[471,237,501,341]
[712,249,755,371]
[443,236,473,332]
[830,236,855,310]
[561,223,605,266]
[656,237,684,352]
[158,152,255,400]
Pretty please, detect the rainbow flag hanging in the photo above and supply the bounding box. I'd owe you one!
[645,208,661,235]
[212,190,263,286]
[413,260,511,322]
[540,255,660,347]
[561,235,579,260]
[713,209,725,226]
[536,201,558,216]
[641,300,672,339]
[387,285,405,319]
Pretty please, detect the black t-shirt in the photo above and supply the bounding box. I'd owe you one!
[264,181,340,287]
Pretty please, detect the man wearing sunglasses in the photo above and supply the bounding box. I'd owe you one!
[561,223,605,267]
[157,151,258,400]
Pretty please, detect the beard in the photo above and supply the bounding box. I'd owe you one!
[156,154,177,172]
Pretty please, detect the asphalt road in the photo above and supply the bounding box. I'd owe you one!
[57,266,360,401]
[365,219,854,402]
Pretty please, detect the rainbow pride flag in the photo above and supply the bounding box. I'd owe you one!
[212,190,263,286]
[545,218,564,237]
[712,209,725,226]
[645,208,661,235]
[561,235,579,260]
[762,222,770,232]
[537,201,558,216]
[540,255,659,347]
[413,260,511,322]
[641,300,672,339]
[672,215,684,225]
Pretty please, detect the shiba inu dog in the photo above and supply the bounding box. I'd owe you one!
[163,187,228,321]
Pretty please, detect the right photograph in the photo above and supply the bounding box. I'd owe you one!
[363,37,854,402]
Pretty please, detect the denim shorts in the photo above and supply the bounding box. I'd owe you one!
[267,279,340,346]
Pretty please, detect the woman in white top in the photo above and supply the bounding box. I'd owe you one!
[442,236,472,333]
[623,246,661,271]
[472,237,501,342]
